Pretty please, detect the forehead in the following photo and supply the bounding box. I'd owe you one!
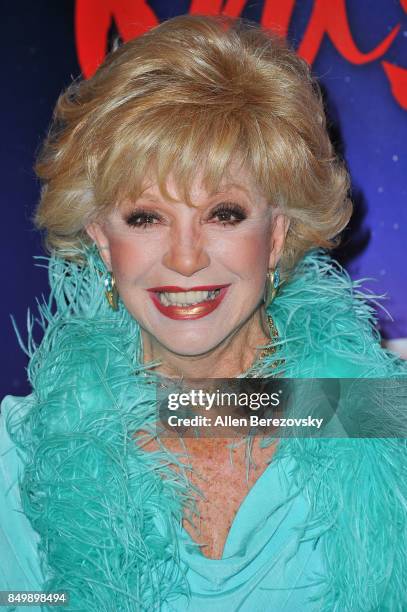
[136,162,264,206]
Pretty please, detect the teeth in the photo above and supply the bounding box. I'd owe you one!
[157,289,221,307]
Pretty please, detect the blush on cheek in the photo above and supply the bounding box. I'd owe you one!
[215,229,270,276]
[107,234,152,281]
[109,246,137,279]
[107,233,172,308]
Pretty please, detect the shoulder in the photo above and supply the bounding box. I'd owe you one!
[0,395,28,483]
[272,250,407,378]
[0,396,44,592]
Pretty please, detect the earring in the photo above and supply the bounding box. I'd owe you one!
[104,271,119,311]
[263,266,280,308]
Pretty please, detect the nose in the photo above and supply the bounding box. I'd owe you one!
[162,223,210,277]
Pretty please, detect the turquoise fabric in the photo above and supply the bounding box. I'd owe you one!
[1,250,406,610]
[0,397,43,612]
[171,459,325,611]
[0,394,324,612]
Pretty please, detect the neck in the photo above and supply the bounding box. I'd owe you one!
[141,306,271,379]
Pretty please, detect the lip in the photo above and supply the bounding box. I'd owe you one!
[147,285,230,320]
[147,284,229,292]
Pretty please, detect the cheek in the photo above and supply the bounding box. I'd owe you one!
[109,240,139,278]
[107,234,162,280]
[209,225,271,276]
[106,222,271,283]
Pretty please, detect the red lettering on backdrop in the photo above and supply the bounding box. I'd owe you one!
[261,0,296,37]
[74,0,406,111]
[190,0,246,17]
[75,0,158,78]
[297,0,400,64]
[382,62,407,110]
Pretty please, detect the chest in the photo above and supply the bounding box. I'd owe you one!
[183,447,270,559]
[135,431,276,560]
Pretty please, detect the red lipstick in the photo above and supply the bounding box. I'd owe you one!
[147,285,230,320]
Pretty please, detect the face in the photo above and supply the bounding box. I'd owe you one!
[87,165,288,357]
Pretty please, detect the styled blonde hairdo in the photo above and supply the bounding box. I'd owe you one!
[35,14,352,272]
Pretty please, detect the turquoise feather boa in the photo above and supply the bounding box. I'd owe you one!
[6,248,407,610]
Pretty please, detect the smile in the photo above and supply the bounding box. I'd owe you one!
[147,285,230,320]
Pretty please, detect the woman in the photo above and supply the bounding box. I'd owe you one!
[1,14,406,611]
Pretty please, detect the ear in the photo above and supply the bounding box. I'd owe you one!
[85,222,112,270]
[268,213,290,269]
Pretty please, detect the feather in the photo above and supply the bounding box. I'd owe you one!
[6,246,407,611]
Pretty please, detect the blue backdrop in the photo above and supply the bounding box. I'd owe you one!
[2,0,406,398]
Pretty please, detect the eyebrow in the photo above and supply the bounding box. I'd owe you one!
[136,183,252,206]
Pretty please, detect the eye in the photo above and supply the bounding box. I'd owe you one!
[125,209,163,229]
[124,202,247,228]
[208,202,247,226]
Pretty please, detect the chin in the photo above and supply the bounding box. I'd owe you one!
[155,330,227,359]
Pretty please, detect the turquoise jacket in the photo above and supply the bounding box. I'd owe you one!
[1,250,406,611]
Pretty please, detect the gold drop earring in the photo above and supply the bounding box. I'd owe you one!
[104,271,119,311]
[263,266,280,308]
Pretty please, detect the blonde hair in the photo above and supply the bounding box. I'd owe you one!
[35,14,351,271]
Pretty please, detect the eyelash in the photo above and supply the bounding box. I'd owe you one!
[125,203,247,229]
